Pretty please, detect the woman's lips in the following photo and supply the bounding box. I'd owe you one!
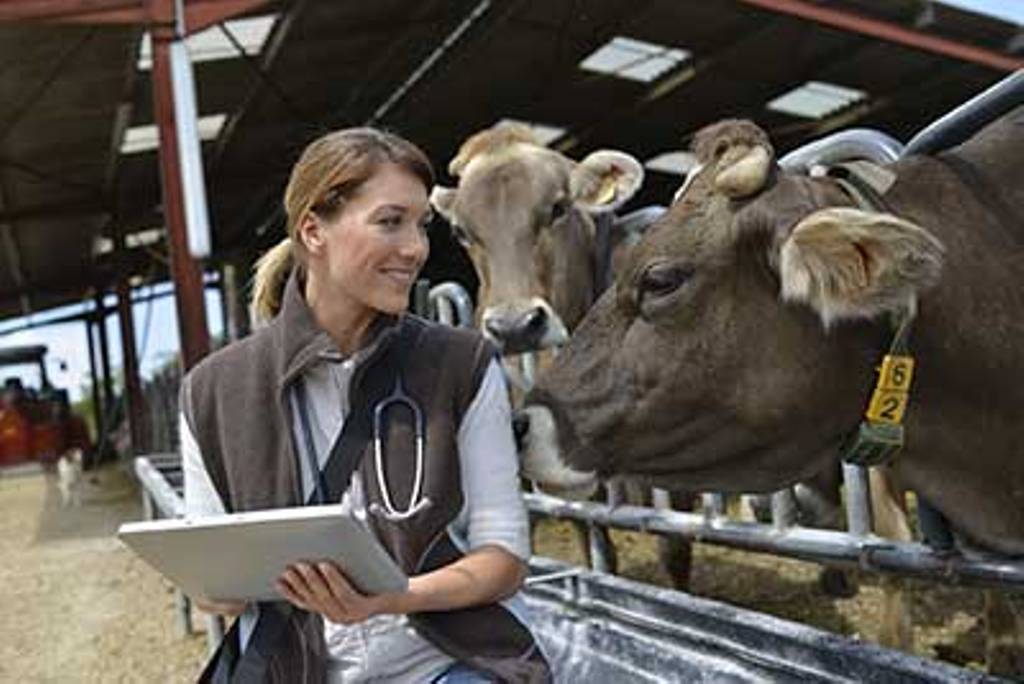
[379,268,417,286]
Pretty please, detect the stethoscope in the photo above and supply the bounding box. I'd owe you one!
[368,375,432,522]
[293,374,431,522]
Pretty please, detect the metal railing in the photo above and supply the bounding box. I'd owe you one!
[134,454,225,653]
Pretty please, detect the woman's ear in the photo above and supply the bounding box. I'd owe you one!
[297,212,326,256]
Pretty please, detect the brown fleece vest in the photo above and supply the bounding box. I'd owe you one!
[181,273,550,684]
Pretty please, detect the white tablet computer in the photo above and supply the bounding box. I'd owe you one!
[117,504,407,602]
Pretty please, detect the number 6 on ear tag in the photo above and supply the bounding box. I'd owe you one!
[865,355,915,424]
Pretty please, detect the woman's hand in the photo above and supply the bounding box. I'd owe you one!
[276,561,395,625]
[193,597,247,617]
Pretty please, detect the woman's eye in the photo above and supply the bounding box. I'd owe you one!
[379,215,403,230]
[639,263,692,302]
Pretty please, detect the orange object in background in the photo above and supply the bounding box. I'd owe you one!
[31,417,62,465]
[0,404,31,465]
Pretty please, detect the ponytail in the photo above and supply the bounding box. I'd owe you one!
[250,237,294,325]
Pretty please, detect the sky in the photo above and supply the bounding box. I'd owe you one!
[940,0,1024,24]
[0,286,224,402]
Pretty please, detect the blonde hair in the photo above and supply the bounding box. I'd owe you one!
[250,128,434,323]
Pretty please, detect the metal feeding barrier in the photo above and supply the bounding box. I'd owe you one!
[134,453,226,652]
[131,454,1004,682]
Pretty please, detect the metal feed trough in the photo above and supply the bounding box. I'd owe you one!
[132,454,1002,682]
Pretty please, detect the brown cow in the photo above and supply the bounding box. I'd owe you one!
[518,114,1024,675]
[430,122,645,359]
[431,122,698,588]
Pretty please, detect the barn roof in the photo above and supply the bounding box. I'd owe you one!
[0,0,1020,322]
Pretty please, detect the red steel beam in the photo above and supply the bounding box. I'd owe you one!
[735,0,1024,72]
[149,0,210,369]
[0,0,271,32]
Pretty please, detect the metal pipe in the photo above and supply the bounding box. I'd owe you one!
[133,456,186,518]
[770,489,798,531]
[428,281,474,327]
[368,0,492,125]
[115,266,146,454]
[842,463,873,536]
[85,317,103,447]
[701,493,726,522]
[779,129,904,174]
[587,524,614,574]
[903,69,1024,156]
[523,492,1024,591]
[94,293,115,420]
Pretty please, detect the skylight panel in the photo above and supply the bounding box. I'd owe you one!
[644,151,697,176]
[137,14,277,70]
[119,113,228,154]
[496,118,568,146]
[92,227,166,256]
[580,36,691,83]
[766,81,867,120]
[938,0,1024,26]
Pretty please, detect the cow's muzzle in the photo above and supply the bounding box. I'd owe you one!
[481,299,568,355]
[515,405,598,500]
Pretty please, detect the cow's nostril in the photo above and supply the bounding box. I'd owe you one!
[523,307,547,332]
[512,411,531,449]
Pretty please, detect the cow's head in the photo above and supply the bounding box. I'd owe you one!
[520,120,944,498]
[430,122,643,354]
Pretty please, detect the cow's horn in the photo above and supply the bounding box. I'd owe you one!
[714,145,771,199]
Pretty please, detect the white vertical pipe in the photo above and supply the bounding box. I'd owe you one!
[169,39,212,258]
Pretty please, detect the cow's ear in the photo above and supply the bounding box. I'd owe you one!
[429,185,457,223]
[714,144,772,199]
[778,207,944,326]
[571,151,644,212]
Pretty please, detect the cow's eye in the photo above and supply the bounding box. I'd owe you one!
[550,200,569,223]
[638,263,692,302]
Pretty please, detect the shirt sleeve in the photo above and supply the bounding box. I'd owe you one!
[181,412,227,517]
[456,359,530,561]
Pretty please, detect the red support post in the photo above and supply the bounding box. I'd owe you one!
[149,0,211,370]
[114,271,146,452]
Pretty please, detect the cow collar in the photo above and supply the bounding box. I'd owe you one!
[840,301,917,467]
[824,160,918,467]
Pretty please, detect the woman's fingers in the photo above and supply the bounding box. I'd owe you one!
[318,562,359,602]
[276,561,380,625]
[275,574,310,610]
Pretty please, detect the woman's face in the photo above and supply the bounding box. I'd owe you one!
[305,163,431,315]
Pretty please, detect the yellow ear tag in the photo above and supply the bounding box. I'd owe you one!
[864,354,915,424]
[593,176,618,206]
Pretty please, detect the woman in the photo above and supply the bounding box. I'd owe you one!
[180,128,550,683]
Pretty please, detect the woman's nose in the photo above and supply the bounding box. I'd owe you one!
[402,226,430,262]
